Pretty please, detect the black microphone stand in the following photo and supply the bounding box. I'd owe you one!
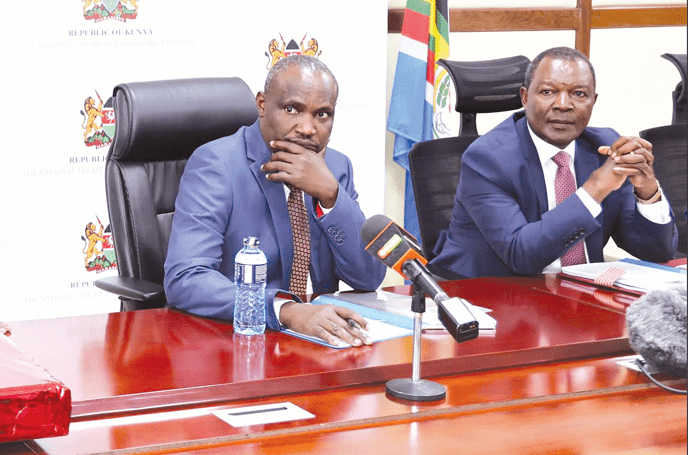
[385,261,446,401]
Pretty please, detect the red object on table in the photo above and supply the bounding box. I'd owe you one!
[0,333,71,442]
[666,257,687,268]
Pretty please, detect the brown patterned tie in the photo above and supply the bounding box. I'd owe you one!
[286,185,310,294]
[552,151,586,266]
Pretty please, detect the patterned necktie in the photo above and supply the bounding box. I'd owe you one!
[552,151,586,266]
[286,185,310,294]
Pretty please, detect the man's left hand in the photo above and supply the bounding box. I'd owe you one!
[598,136,658,199]
[261,140,339,208]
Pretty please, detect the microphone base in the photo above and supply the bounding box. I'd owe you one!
[385,378,446,402]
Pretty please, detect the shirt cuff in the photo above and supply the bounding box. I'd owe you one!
[636,194,672,224]
[274,297,310,328]
[576,187,602,218]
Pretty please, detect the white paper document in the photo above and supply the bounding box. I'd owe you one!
[328,290,496,331]
[212,402,314,427]
[464,300,497,331]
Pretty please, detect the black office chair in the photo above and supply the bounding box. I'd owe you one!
[95,78,258,311]
[639,53,687,256]
[408,55,530,268]
[661,53,687,125]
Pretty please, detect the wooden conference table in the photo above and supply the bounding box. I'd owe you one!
[2,275,686,454]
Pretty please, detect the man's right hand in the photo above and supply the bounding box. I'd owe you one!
[278,301,372,347]
[582,154,628,204]
[261,140,339,208]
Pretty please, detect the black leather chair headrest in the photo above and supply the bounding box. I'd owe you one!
[438,55,531,114]
[661,53,687,125]
[662,53,687,104]
[108,77,258,163]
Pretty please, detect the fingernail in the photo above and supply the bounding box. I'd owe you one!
[270,141,275,146]
[353,339,361,346]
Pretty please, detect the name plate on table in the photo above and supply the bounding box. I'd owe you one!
[212,402,314,427]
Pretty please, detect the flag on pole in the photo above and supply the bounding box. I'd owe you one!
[387,0,450,243]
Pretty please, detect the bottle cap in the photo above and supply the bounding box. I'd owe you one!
[243,237,260,247]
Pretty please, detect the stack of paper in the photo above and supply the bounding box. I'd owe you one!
[560,258,686,294]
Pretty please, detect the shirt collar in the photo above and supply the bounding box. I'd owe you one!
[527,122,576,164]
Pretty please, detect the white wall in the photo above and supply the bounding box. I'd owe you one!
[0,0,388,322]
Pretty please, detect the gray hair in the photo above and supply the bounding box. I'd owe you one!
[264,54,338,95]
[524,46,596,91]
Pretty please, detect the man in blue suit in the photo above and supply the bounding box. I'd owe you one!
[430,46,678,278]
[164,55,386,346]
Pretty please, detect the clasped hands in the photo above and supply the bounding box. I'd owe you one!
[598,136,658,197]
[585,136,658,203]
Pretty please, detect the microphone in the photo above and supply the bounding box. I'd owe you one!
[361,215,478,342]
[359,214,427,277]
[626,286,687,378]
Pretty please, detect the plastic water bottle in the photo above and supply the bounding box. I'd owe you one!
[233,237,267,335]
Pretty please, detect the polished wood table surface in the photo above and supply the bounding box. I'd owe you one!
[2,276,686,454]
[4,358,686,454]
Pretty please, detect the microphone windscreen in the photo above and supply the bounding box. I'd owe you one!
[360,214,393,245]
[626,286,687,378]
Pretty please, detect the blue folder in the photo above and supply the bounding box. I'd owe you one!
[281,295,414,349]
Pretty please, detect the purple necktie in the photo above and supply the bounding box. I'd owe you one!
[552,151,586,266]
[286,185,310,294]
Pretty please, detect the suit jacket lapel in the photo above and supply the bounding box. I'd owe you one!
[246,122,293,282]
[516,116,548,217]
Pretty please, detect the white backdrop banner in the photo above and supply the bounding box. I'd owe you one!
[0,1,387,321]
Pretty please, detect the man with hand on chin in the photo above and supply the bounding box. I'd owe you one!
[430,46,678,279]
[164,55,385,346]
